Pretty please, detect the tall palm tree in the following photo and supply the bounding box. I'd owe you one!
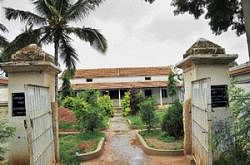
[0,23,9,49]
[4,0,107,96]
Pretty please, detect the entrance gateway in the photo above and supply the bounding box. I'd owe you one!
[176,38,238,165]
[0,44,61,165]
[25,85,55,165]
[191,78,212,165]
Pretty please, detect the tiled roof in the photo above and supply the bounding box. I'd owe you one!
[0,78,8,85]
[73,66,172,78]
[72,81,174,90]
[229,62,250,76]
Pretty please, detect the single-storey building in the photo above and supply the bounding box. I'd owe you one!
[67,66,183,107]
[229,62,250,92]
[0,77,8,119]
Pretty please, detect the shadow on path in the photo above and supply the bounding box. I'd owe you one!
[82,112,189,165]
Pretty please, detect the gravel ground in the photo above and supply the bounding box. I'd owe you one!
[82,112,189,165]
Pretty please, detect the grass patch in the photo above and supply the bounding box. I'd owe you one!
[127,115,144,128]
[127,109,167,129]
[60,131,105,165]
[139,129,183,150]
[59,122,79,131]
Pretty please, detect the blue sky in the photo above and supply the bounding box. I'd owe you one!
[0,0,248,69]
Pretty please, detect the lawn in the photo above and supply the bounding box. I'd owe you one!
[127,109,167,129]
[139,129,183,150]
[60,131,105,165]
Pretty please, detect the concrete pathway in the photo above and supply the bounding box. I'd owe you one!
[82,112,189,165]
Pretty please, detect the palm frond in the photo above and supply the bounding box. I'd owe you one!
[4,7,46,25]
[31,0,54,18]
[0,35,9,48]
[59,34,79,70]
[55,0,70,15]
[1,28,42,61]
[0,23,8,32]
[65,27,107,53]
[65,0,103,21]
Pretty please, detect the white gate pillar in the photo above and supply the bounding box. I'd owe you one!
[176,39,237,160]
[0,44,61,165]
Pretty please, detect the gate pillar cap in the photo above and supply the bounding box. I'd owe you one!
[176,38,238,69]
[0,44,61,74]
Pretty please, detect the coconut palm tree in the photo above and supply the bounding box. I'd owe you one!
[4,0,107,97]
[4,0,107,69]
[0,23,9,49]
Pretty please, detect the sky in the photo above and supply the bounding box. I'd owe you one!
[0,0,249,69]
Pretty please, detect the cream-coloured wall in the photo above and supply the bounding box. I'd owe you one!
[0,86,8,102]
[195,64,230,85]
[7,70,56,165]
[71,75,168,84]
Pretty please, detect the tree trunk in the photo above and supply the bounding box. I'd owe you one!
[242,0,250,61]
[53,37,60,163]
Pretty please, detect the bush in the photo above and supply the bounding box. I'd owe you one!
[130,88,143,115]
[0,120,15,161]
[74,104,103,132]
[121,91,131,116]
[62,96,86,113]
[139,97,157,131]
[78,89,99,106]
[161,100,183,138]
[97,95,114,117]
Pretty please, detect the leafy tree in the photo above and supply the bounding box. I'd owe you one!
[4,0,107,98]
[61,72,73,99]
[121,91,131,116]
[78,89,100,106]
[97,95,114,117]
[0,120,15,161]
[130,88,143,115]
[167,73,177,99]
[170,0,250,59]
[161,99,183,138]
[139,97,157,132]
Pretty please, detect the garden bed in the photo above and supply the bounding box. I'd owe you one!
[127,109,167,129]
[137,129,183,156]
[60,131,105,164]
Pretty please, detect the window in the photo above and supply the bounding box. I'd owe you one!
[86,78,93,82]
[162,89,168,98]
[144,89,152,97]
[109,90,119,99]
[145,77,151,80]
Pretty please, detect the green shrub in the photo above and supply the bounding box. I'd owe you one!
[161,100,183,138]
[62,96,76,110]
[78,89,99,106]
[139,97,157,131]
[0,120,15,161]
[121,91,131,116]
[130,88,143,115]
[97,95,114,117]
[74,104,103,132]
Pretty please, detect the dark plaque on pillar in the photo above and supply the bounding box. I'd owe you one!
[211,85,228,108]
[12,92,26,116]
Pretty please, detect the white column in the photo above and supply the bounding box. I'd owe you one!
[159,88,163,106]
[118,89,121,107]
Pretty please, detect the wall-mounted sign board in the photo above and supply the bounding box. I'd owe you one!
[12,92,26,116]
[211,85,228,108]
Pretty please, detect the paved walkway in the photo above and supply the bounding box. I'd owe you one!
[83,112,189,165]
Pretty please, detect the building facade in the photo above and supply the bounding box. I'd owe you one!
[229,62,250,92]
[0,77,8,119]
[67,66,183,107]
